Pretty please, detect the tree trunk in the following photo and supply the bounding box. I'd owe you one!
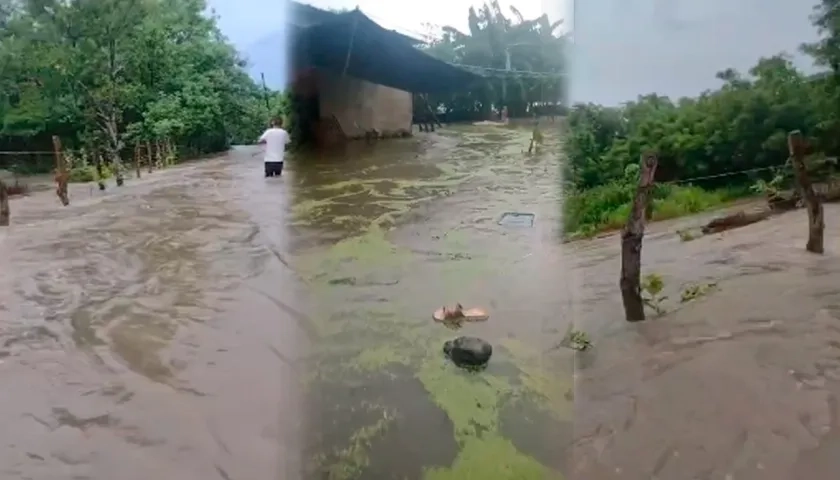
[620,152,658,322]
[133,144,141,179]
[164,139,175,165]
[0,178,9,226]
[155,140,164,168]
[52,136,70,206]
[146,141,154,173]
[788,130,824,254]
[95,152,106,191]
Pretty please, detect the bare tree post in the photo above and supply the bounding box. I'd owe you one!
[0,178,10,226]
[133,144,142,179]
[620,151,659,322]
[165,138,175,166]
[788,130,824,254]
[52,135,70,206]
[155,140,163,168]
[94,151,106,191]
[146,141,154,173]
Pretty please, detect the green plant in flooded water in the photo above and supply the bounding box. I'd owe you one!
[676,228,698,242]
[310,408,395,480]
[642,273,667,315]
[562,328,592,351]
[680,281,718,303]
[750,168,787,197]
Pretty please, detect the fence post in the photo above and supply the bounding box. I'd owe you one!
[788,130,824,254]
[620,151,658,322]
[0,178,9,226]
[52,136,70,206]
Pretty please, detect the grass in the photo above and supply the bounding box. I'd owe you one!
[562,181,752,239]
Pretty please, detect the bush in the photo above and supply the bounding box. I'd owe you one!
[68,164,113,183]
[563,183,730,238]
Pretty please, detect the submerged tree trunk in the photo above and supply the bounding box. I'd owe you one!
[620,152,658,322]
[95,151,106,191]
[99,110,124,187]
[0,178,9,226]
[788,130,824,254]
[133,144,141,179]
[155,140,164,167]
[146,141,154,173]
[52,136,70,206]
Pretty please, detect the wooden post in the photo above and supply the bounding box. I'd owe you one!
[133,144,142,179]
[52,135,70,206]
[0,178,9,226]
[788,130,824,254]
[620,151,659,322]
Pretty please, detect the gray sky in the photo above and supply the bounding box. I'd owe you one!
[569,0,821,104]
[207,0,563,49]
[207,0,821,104]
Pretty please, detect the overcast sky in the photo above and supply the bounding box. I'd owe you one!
[207,0,563,49]
[207,0,820,105]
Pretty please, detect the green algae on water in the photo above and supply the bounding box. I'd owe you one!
[423,435,555,480]
[416,355,513,442]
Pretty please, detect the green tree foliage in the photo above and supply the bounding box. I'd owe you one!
[420,0,566,121]
[0,0,277,174]
[563,2,840,238]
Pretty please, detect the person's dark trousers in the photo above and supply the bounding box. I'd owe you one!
[264,162,284,177]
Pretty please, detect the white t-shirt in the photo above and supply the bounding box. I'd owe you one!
[259,128,290,163]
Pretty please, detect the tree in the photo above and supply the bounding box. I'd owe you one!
[420,1,566,121]
[0,0,276,177]
[562,3,840,237]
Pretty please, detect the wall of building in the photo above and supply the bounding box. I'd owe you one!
[315,71,413,140]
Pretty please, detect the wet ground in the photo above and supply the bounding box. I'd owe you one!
[0,124,570,480]
[5,122,840,480]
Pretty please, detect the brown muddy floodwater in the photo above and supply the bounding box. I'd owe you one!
[0,124,568,480]
[4,123,840,480]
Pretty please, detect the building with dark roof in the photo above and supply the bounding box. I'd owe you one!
[286,2,481,145]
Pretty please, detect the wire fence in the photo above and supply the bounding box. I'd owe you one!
[657,156,838,187]
[0,151,56,176]
[669,165,784,185]
[450,63,567,79]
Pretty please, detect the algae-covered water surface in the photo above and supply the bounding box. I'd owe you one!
[289,124,571,479]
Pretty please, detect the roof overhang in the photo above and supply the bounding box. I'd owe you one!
[289,9,481,93]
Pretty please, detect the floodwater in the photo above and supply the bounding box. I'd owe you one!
[568,204,840,480]
[0,124,570,480]
[5,123,840,480]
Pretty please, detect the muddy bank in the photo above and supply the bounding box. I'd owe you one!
[567,204,840,480]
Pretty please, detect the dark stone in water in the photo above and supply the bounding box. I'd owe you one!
[443,336,492,368]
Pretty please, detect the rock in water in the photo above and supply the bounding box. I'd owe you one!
[443,336,492,368]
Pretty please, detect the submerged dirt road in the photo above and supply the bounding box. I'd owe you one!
[5,123,840,480]
[0,153,310,479]
[0,124,570,480]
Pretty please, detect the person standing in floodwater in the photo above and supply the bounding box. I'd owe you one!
[258,117,291,178]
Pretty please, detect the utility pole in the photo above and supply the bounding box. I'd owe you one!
[502,42,537,109]
[503,49,511,107]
